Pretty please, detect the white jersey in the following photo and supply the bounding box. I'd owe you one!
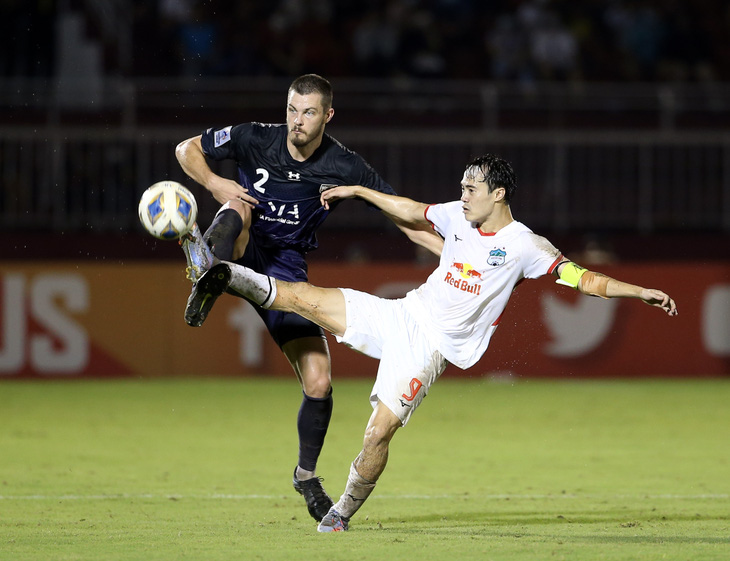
[403,201,563,369]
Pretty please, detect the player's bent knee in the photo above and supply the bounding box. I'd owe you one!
[363,427,394,450]
[302,375,331,398]
[225,199,252,222]
[363,418,400,448]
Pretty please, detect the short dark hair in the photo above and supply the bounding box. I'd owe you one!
[465,154,516,203]
[289,74,333,111]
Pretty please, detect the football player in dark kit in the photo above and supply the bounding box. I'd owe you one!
[175,74,443,522]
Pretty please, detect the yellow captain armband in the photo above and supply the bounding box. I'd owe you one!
[555,261,588,290]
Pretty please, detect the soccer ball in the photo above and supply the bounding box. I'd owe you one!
[138,181,198,240]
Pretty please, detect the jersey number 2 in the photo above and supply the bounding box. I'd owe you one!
[253,168,269,193]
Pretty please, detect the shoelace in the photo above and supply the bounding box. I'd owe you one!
[301,477,330,505]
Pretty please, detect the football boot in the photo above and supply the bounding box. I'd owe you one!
[317,506,349,532]
[292,469,334,523]
[180,223,214,283]
[184,262,230,327]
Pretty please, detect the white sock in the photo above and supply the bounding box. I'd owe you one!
[295,466,316,481]
[334,462,376,519]
[225,261,277,308]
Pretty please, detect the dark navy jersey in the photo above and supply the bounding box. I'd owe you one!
[201,123,396,252]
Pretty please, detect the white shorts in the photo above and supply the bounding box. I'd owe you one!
[335,288,447,426]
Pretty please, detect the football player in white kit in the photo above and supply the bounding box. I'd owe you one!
[184,154,678,532]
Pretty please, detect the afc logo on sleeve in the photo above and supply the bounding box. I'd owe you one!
[214,126,232,147]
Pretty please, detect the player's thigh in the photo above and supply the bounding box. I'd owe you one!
[371,325,447,427]
[282,336,332,397]
[335,288,405,360]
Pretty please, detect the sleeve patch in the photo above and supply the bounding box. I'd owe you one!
[214,126,232,147]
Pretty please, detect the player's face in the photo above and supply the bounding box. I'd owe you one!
[286,91,333,148]
[459,167,503,224]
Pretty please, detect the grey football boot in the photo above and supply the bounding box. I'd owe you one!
[180,223,214,283]
[317,506,349,532]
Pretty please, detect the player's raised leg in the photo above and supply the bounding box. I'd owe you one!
[184,259,348,352]
[209,261,348,336]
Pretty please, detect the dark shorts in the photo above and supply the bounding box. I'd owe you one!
[232,238,325,348]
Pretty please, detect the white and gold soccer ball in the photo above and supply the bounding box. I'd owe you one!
[138,181,198,240]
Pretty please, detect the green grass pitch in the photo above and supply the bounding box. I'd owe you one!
[1,377,728,561]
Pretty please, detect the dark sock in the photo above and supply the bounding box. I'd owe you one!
[203,209,243,260]
[297,389,333,472]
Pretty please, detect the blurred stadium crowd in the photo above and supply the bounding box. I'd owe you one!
[4,0,729,83]
[2,0,729,262]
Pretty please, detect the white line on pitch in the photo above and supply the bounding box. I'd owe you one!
[0,493,727,501]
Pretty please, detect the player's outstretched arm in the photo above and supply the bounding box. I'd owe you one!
[321,185,429,223]
[175,136,258,208]
[555,261,678,316]
[321,185,443,256]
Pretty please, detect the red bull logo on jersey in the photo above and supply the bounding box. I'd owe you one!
[452,261,483,280]
[445,262,482,295]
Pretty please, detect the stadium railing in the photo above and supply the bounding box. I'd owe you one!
[1,126,729,235]
[3,77,730,130]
